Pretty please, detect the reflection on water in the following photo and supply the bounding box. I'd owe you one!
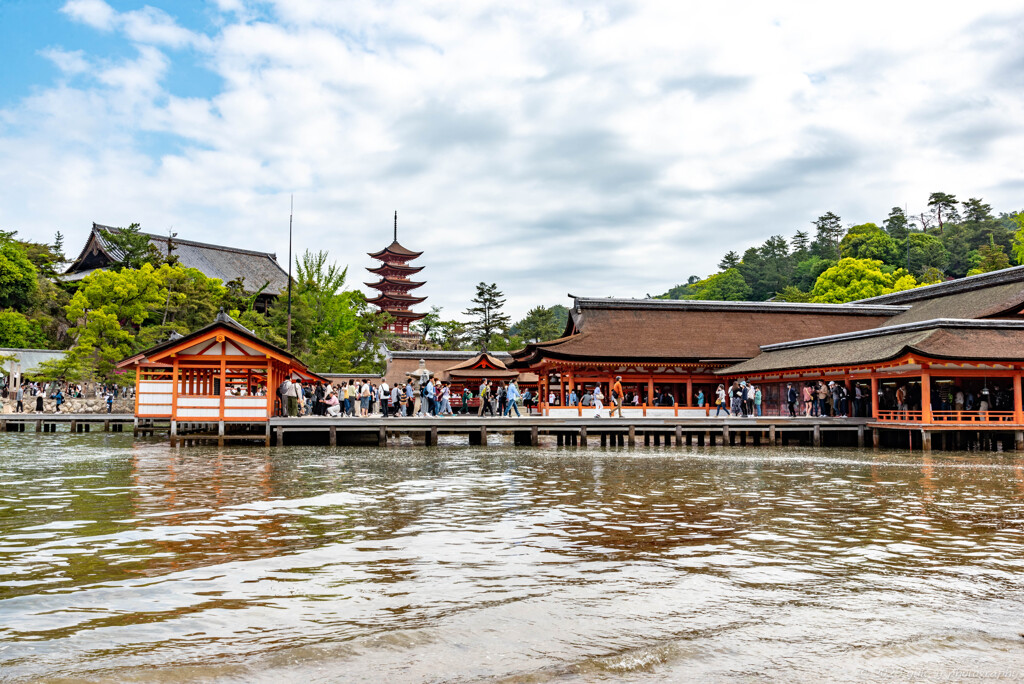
[1,433,1023,682]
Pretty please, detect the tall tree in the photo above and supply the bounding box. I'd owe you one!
[511,305,568,342]
[99,223,161,270]
[883,207,909,241]
[927,192,959,231]
[961,197,994,224]
[413,305,444,344]
[0,236,38,309]
[718,251,740,270]
[811,211,844,260]
[687,268,751,301]
[463,282,511,348]
[791,230,810,256]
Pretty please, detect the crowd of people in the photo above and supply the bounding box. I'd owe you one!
[0,380,133,414]
[275,376,539,418]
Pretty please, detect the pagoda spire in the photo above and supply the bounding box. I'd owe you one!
[394,210,397,242]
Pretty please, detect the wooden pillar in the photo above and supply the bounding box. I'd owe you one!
[722,424,730,446]
[1013,372,1023,424]
[769,424,776,445]
[70,420,77,433]
[531,426,539,446]
[920,369,932,423]
[872,428,880,449]
[35,420,41,432]
[479,426,488,446]
[276,425,284,446]
[430,426,438,446]
[675,425,682,447]
[857,425,865,448]
[647,376,655,408]
[870,376,879,418]
[628,425,636,447]
[921,429,932,452]
[559,369,566,407]
[686,378,693,408]
[330,425,337,446]
[600,433,607,447]
[1015,431,1023,451]
[813,424,821,447]
[703,430,710,446]
[580,426,587,447]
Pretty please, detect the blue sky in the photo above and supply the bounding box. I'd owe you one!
[2,0,1024,319]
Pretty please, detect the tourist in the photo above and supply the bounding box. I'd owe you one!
[548,390,555,406]
[744,382,755,416]
[523,388,534,414]
[505,380,522,417]
[477,380,490,416]
[895,384,907,416]
[325,392,341,417]
[497,382,508,416]
[461,385,472,414]
[955,387,965,413]
[730,382,742,417]
[697,388,705,407]
[787,383,797,417]
[611,375,624,417]
[979,386,991,418]
[802,384,813,416]
[568,388,578,406]
[593,383,604,418]
[106,392,114,414]
[715,384,727,417]
[277,377,289,416]
[753,385,762,417]
[831,382,842,417]
[14,385,24,413]
[815,382,828,417]
[402,380,413,416]
[54,388,65,413]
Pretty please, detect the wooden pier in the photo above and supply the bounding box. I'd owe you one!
[0,413,136,433]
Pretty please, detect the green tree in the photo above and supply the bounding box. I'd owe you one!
[928,192,959,231]
[839,223,900,264]
[0,238,39,309]
[0,310,48,348]
[657,275,700,299]
[792,256,835,291]
[510,305,569,342]
[811,211,844,260]
[718,251,740,270]
[738,235,793,300]
[53,230,65,262]
[687,268,751,301]
[432,320,469,350]
[907,233,949,276]
[962,197,994,224]
[791,230,810,256]
[967,237,1011,276]
[413,305,444,344]
[463,282,511,348]
[810,258,917,303]
[99,223,161,270]
[883,207,909,242]
[1008,212,1024,264]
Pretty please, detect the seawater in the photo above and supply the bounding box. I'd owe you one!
[1,432,1023,682]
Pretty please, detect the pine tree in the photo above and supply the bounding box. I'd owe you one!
[463,282,511,348]
[718,251,740,270]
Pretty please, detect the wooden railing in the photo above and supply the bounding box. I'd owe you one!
[875,410,1017,424]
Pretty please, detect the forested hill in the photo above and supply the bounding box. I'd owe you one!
[659,194,1024,304]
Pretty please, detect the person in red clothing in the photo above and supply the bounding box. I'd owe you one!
[611,375,624,417]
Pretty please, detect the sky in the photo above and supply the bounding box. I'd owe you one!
[1,0,1023,320]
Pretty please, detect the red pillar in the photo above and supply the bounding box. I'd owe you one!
[870,376,879,419]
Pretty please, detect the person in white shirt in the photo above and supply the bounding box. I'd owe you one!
[593,384,604,418]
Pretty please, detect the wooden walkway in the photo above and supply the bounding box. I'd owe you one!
[0,413,134,433]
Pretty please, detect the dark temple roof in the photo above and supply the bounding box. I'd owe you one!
[65,223,290,295]
[508,296,905,367]
[368,240,423,259]
[722,319,1024,376]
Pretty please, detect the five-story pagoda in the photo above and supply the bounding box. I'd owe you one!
[366,212,427,338]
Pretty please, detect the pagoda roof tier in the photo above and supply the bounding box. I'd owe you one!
[364,277,426,291]
[388,311,427,321]
[367,293,427,306]
[367,263,424,276]
[368,240,423,260]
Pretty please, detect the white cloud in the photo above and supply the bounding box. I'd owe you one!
[60,0,116,30]
[8,0,1024,320]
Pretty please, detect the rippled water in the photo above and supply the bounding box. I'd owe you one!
[2,432,1024,682]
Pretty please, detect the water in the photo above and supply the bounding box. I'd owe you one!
[1,432,1023,682]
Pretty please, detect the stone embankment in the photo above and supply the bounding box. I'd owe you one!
[0,397,134,415]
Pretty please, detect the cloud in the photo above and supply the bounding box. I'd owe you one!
[6,0,1024,321]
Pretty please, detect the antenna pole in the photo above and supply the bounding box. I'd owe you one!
[287,195,293,353]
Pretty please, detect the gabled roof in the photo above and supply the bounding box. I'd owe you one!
[856,264,1024,305]
[509,296,905,367]
[722,318,1024,376]
[66,223,290,295]
[445,352,518,379]
[117,310,323,381]
[368,240,423,259]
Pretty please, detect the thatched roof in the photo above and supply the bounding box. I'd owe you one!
[509,297,904,367]
[722,319,1024,375]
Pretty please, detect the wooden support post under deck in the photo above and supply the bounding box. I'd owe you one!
[675,425,682,447]
[276,425,284,446]
[35,420,41,433]
[170,420,178,446]
[430,426,438,446]
[703,430,710,446]
[872,428,880,449]
[857,425,865,448]
[1015,431,1024,451]
[329,425,337,446]
[644,432,650,446]
[103,420,109,432]
[480,426,488,446]
[70,420,77,433]
[557,433,564,446]
[531,426,539,447]
[579,426,587,447]
[812,424,821,448]
[722,425,730,446]
[769,424,776,445]
[628,425,636,447]
[921,429,932,452]
[217,421,225,447]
